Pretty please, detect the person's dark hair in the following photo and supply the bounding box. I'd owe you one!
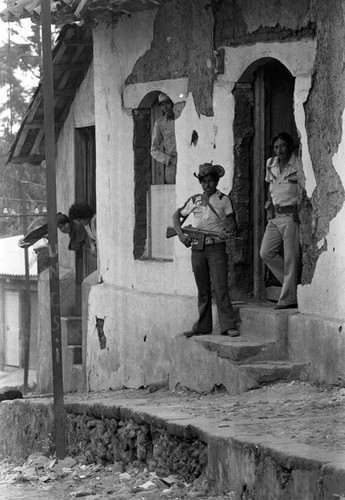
[271,132,294,150]
[56,212,69,225]
[68,202,95,221]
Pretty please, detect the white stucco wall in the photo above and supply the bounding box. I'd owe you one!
[86,10,243,389]
[71,9,345,389]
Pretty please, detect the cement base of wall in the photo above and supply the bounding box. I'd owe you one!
[86,284,223,391]
[36,267,76,394]
[288,312,345,385]
[86,287,345,393]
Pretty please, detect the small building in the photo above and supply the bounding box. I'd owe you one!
[1,0,345,392]
[0,236,38,371]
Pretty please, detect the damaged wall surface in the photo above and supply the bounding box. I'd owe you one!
[16,0,345,393]
[303,0,345,283]
[212,0,345,315]
[126,0,215,116]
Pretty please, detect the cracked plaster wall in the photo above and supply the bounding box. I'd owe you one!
[126,0,215,116]
[68,0,345,392]
[214,0,345,316]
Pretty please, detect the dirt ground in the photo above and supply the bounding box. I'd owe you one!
[63,380,345,453]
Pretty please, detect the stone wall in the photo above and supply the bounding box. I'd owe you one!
[65,409,206,480]
[0,400,207,481]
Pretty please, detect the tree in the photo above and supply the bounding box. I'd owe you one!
[0,18,46,237]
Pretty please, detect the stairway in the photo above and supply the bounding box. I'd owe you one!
[61,316,84,392]
[169,302,308,395]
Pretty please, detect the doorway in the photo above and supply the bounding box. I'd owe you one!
[232,58,298,300]
[5,291,20,367]
[74,126,97,314]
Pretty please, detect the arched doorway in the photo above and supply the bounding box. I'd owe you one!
[231,58,298,301]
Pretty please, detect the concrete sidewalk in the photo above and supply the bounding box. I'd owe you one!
[0,380,345,499]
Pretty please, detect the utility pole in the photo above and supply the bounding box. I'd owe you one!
[20,180,31,395]
[41,0,66,459]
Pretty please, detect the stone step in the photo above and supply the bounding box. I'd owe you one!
[237,303,296,343]
[61,316,82,346]
[70,365,85,392]
[66,345,82,365]
[63,346,82,393]
[240,360,309,385]
[194,334,286,362]
[169,334,307,395]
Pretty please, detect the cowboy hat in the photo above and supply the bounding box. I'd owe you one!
[194,163,225,179]
[158,92,171,104]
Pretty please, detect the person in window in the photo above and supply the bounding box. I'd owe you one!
[19,212,86,252]
[150,92,177,184]
[68,202,97,256]
[260,132,304,310]
[172,163,239,338]
[56,213,87,251]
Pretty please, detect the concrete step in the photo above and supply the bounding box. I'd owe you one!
[63,346,82,392]
[70,365,84,392]
[61,316,82,346]
[61,316,83,393]
[237,302,297,344]
[169,333,307,395]
[169,302,309,395]
[194,334,286,362]
[66,345,82,365]
[240,360,309,384]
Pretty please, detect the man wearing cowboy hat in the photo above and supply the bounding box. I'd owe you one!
[151,92,177,184]
[172,163,239,337]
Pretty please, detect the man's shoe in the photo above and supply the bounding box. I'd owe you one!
[183,330,209,338]
[274,303,298,310]
[221,328,240,337]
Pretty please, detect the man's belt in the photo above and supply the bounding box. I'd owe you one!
[204,237,222,245]
[274,204,296,214]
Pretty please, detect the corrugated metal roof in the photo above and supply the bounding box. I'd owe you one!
[0,235,39,277]
[0,0,173,24]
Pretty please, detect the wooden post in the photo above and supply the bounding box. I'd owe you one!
[20,180,31,395]
[41,0,66,459]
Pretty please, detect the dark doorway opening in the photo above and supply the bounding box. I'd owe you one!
[231,59,298,301]
[74,125,97,314]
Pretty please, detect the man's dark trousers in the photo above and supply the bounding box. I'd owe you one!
[191,242,236,334]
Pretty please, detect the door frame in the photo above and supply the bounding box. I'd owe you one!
[74,125,97,314]
[253,66,267,299]
[233,57,297,300]
[4,291,20,367]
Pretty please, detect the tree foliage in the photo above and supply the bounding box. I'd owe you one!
[0,19,46,237]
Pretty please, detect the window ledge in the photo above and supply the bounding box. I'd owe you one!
[137,257,173,263]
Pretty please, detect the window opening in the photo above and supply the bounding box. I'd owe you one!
[133,92,176,260]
